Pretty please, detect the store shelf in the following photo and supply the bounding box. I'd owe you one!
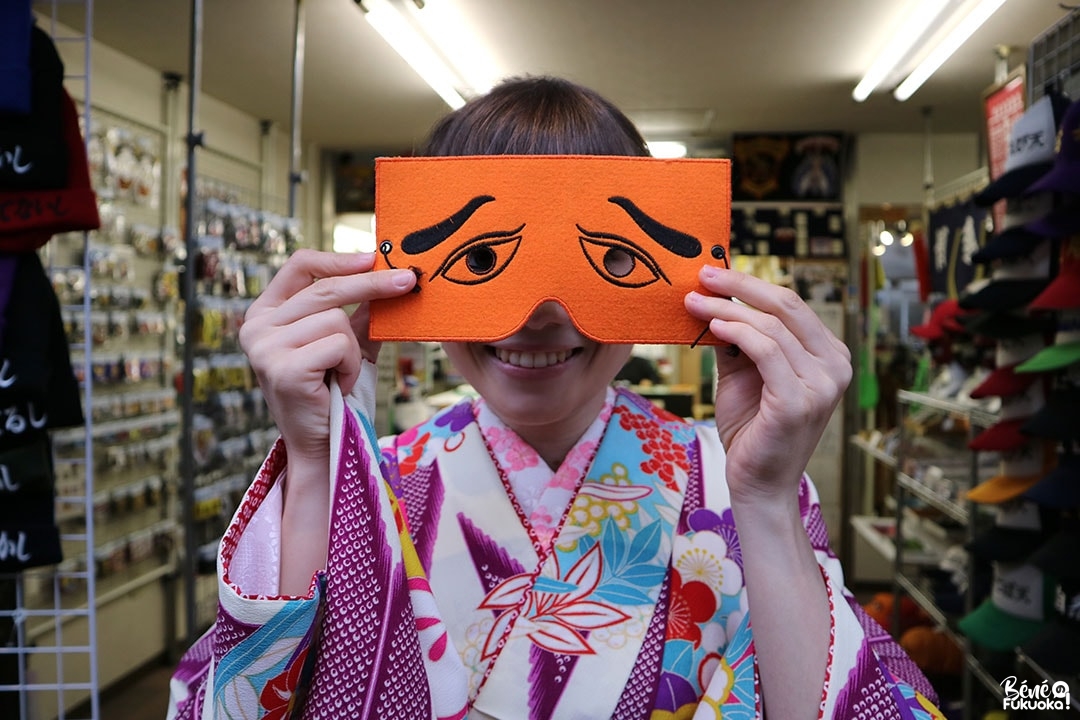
[895,572,951,628]
[895,390,998,429]
[851,515,944,566]
[849,434,897,468]
[896,472,969,525]
[25,562,177,642]
[895,573,1006,704]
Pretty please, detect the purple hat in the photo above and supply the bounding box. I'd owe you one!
[1027,98,1080,196]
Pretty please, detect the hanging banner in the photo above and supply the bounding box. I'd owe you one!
[927,198,991,297]
[731,132,845,202]
[730,205,845,257]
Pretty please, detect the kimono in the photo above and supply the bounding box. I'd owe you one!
[168,365,943,719]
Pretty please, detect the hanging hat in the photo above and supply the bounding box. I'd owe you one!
[969,333,1048,399]
[1020,578,1080,676]
[1026,98,1080,196]
[972,194,1054,263]
[1015,309,1080,374]
[910,297,971,341]
[958,239,1056,312]
[966,500,1056,563]
[1021,516,1080,675]
[1029,515,1080,580]
[1025,200,1080,238]
[967,440,1057,504]
[1022,374,1080,443]
[957,561,1052,651]
[975,93,1070,206]
[969,382,1045,451]
[0,87,100,243]
[1024,452,1080,509]
[1029,236,1080,311]
[0,2,33,113]
[0,24,67,191]
[957,309,1056,339]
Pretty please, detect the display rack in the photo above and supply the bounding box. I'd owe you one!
[0,3,101,720]
[184,172,290,631]
[1029,7,1080,103]
[891,390,998,718]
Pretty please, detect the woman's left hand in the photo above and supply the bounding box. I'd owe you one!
[684,265,851,506]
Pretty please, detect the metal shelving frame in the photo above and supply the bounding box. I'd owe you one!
[0,2,101,719]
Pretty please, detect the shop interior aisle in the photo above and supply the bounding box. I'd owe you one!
[81,661,172,720]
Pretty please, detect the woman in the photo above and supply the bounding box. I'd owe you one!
[169,77,941,719]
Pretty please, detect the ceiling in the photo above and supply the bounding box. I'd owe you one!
[55,0,1072,153]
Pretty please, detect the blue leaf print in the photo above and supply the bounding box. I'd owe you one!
[533,575,578,594]
[617,564,667,586]
[625,520,662,567]
[593,582,655,606]
[600,516,627,569]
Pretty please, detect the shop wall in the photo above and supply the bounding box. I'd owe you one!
[854,133,981,206]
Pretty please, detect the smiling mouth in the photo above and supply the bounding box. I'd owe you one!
[490,347,580,369]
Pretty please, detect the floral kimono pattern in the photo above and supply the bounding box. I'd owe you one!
[168,366,945,719]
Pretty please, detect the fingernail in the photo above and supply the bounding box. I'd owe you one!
[391,270,415,289]
[701,265,720,280]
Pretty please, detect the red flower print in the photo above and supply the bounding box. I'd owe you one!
[259,648,308,720]
[665,570,717,648]
[614,406,690,490]
[398,431,431,477]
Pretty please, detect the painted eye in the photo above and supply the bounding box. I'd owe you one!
[435,234,522,285]
[579,236,667,288]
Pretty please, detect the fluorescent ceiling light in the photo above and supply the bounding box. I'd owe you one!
[852,0,952,102]
[360,0,466,109]
[404,0,499,94]
[647,141,688,159]
[893,0,1008,101]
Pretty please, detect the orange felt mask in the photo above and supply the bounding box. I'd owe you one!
[368,155,731,344]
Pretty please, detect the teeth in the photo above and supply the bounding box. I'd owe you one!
[494,348,571,368]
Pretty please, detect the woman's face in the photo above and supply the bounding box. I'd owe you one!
[441,301,632,433]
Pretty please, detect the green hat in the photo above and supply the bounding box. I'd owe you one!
[958,561,1051,652]
[1015,311,1080,373]
[1015,341,1080,373]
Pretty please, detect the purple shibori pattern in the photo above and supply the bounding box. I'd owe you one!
[303,406,432,719]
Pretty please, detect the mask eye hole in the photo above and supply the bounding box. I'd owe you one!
[435,230,523,286]
[465,246,497,275]
[579,235,668,288]
[603,247,635,278]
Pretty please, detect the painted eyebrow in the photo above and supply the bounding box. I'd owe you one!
[401,195,496,254]
[607,196,701,258]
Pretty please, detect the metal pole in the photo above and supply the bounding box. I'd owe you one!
[288,0,306,218]
[181,0,205,645]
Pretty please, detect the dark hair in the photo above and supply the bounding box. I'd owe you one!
[419,76,650,158]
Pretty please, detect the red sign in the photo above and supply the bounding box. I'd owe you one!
[983,67,1026,232]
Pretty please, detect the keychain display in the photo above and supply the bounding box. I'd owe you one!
[185,185,289,614]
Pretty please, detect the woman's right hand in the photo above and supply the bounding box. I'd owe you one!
[239,249,417,467]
